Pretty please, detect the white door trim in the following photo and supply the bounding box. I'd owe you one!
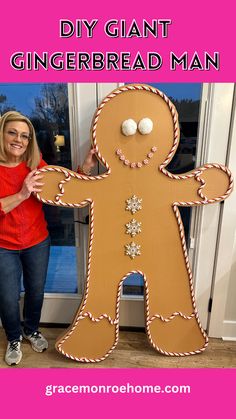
[192,84,235,330]
[209,85,236,338]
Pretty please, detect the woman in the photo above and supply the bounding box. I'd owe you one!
[0,111,95,366]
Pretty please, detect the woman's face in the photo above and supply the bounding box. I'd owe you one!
[3,121,30,163]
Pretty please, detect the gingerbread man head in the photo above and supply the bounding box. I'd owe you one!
[92,85,179,174]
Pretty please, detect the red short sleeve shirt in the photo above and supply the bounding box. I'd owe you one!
[0,159,49,250]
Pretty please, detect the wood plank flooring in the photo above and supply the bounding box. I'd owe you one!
[0,327,236,368]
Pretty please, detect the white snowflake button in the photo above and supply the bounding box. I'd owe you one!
[125,219,142,237]
[125,242,141,259]
[125,195,142,214]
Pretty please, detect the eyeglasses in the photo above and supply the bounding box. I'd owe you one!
[5,130,31,142]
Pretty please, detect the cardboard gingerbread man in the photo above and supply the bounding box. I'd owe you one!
[36,84,233,362]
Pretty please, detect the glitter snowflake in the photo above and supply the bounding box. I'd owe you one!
[125,195,142,214]
[125,219,142,237]
[125,242,141,259]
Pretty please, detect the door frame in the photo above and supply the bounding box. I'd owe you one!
[208,85,236,339]
[190,83,235,331]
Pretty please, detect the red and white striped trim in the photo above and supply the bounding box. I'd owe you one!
[147,312,196,323]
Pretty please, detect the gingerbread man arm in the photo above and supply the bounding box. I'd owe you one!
[196,164,233,204]
[34,165,108,206]
[161,164,233,206]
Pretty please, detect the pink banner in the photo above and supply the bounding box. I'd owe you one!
[0,368,235,417]
[0,0,235,81]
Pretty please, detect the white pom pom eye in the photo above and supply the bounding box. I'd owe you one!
[121,119,137,136]
[138,118,153,135]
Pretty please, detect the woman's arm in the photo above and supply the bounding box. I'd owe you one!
[0,192,26,214]
[78,148,97,175]
[0,170,44,214]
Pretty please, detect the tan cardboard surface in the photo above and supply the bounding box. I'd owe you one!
[36,85,233,361]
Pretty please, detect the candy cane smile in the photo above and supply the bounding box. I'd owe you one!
[115,146,157,168]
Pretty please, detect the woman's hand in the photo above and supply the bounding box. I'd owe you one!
[82,148,97,175]
[19,170,44,200]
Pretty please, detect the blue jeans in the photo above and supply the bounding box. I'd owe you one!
[0,236,50,342]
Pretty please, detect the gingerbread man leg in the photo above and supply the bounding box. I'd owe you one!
[55,250,125,362]
[143,217,207,356]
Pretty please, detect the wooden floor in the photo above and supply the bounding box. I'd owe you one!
[0,327,236,368]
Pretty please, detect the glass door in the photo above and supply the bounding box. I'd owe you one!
[0,83,81,323]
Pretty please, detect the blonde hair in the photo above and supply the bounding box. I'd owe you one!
[0,111,41,169]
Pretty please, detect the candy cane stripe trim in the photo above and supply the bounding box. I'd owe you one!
[147,312,195,324]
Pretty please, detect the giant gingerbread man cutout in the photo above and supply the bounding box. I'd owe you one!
[36,84,233,362]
